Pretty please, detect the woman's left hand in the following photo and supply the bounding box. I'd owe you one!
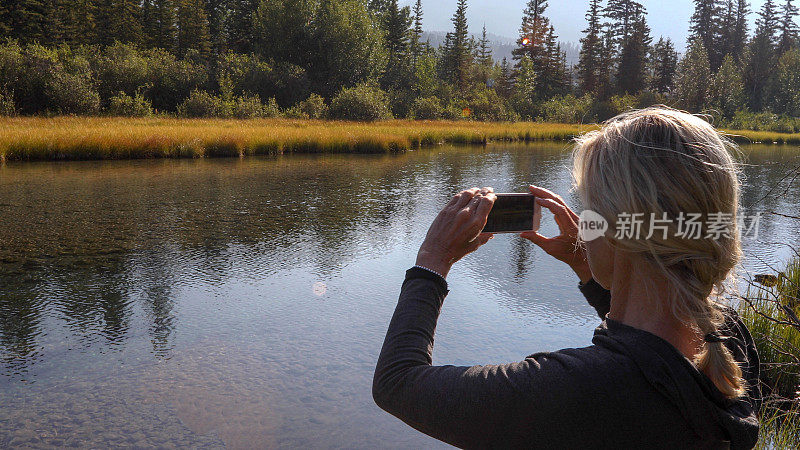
[415,187,496,279]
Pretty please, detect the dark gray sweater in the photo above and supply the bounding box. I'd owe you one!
[373,267,761,449]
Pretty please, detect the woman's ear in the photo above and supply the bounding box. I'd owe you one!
[587,237,615,290]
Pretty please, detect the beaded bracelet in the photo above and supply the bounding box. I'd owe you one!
[413,264,446,280]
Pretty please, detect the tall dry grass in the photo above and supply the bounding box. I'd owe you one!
[740,257,800,447]
[0,117,596,161]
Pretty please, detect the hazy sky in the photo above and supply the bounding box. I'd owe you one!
[402,0,771,47]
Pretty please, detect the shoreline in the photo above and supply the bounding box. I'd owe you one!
[0,117,796,162]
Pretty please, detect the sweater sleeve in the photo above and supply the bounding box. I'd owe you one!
[578,278,611,319]
[372,268,597,448]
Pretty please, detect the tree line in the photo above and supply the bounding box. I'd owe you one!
[1,0,800,126]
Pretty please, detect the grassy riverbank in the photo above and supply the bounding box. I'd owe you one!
[2,117,800,162]
[739,257,800,448]
[0,117,596,161]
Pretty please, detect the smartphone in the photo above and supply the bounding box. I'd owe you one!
[482,193,541,234]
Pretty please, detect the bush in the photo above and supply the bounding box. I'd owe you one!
[262,97,281,118]
[0,90,15,116]
[297,93,327,119]
[145,48,207,112]
[107,91,153,117]
[539,94,595,123]
[328,83,393,121]
[92,42,150,104]
[177,90,232,118]
[464,89,518,122]
[411,96,444,120]
[232,94,265,119]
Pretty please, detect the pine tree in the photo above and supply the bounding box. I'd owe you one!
[578,0,604,95]
[496,57,514,98]
[146,0,177,50]
[745,0,778,110]
[689,0,723,70]
[616,13,651,94]
[177,0,212,59]
[381,0,412,89]
[477,25,493,67]
[410,0,424,64]
[227,0,258,53]
[719,0,750,62]
[777,0,799,55]
[650,37,678,94]
[54,0,96,45]
[95,0,144,46]
[4,0,54,44]
[441,0,471,88]
[604,0,646,56]
[512,0,550,74]
[205,0,229,57]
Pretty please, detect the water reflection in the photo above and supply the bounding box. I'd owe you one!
[0,144,798,447]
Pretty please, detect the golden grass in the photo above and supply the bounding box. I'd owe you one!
[0,117,598,161]
[2,117,798,162]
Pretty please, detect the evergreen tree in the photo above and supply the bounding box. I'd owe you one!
[477,25,493,67]
[4,0,54,43]
[177,0,212,59]
[54,0,96,45]
[777,0,799,55]
[95,0,144,46]
[253,0,315,67]
[540,25,569,97]
[604,0,646,56]
[381,0,412,89]
[616,14,650,94]
[745,0,778,110]
[719,0,750,62]
[410,0,424,63]
[228,0,259,53]
[578,0,604,95]
[205,0,229,57]
[512,0,550,74]
[675,40,712,111]
[147,0,177,50]
[441,0,471,88]
[689,0,723,70]
[495,57,514,98]
[650,37,678,94]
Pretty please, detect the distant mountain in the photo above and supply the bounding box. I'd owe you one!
[421,31,580,67]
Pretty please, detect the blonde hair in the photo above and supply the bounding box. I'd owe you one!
[572,107,745,398]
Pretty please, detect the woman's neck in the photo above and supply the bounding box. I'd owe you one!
[606,257,703,361]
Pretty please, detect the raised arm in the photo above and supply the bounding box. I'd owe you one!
[373,268,594,448]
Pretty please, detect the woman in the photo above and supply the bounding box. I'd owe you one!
[372,108,761,449]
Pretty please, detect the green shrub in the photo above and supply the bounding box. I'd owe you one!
[297,93,327,119]
[145,48,208,112]
[411,96,444,120]
[465,89,518,122]
[177,90,232,118]
[0,90,15,116]
[262,97,281,118]
[92,42,150,104]
[107,92,153,117]
[328,83,393,121]
[539,94,595,123]
[232,94,265,119]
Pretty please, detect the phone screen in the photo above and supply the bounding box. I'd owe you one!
[482,193,539,233]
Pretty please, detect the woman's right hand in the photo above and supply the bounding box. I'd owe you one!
[520,186,593,283]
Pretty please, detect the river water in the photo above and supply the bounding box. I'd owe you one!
[0,143,798,448]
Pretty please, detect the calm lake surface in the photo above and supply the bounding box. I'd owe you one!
[1,143,799,448]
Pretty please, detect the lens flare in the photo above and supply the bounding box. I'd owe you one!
[522,38,530,46]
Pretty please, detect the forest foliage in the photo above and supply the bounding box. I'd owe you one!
[2,0,800,127]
